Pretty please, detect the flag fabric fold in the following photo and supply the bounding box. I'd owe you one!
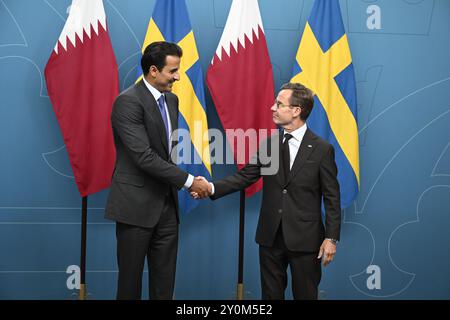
[291,0,359,208]
[138,0,212,214]
[45,0,119,197]
[206,0,276,197]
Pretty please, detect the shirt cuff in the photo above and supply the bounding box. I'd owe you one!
[184,174,194,189]
[210,183,215,195]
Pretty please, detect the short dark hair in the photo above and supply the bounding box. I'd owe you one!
[280,82,314,120]
[141,41,183,75]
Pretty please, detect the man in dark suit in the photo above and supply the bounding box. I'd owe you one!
[194,82,341,300]
[105,41,210,300]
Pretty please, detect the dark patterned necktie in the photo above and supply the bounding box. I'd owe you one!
[282,133,293,181]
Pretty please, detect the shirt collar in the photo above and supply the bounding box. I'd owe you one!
[142,77,164,102]
[285,123,307,142]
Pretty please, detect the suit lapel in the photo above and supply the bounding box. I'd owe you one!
[166,93,178,154]
[165,93,178,133]
[165,93,178,153]
[136,80,169,154]
[285,129,317,186]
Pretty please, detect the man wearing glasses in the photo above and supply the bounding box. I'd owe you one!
[193,82,341,300]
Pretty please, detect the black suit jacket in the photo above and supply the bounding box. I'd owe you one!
[105,80,188,228]
[212,129,341,252]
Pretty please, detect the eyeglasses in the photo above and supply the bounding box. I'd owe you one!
[274,99,300,110]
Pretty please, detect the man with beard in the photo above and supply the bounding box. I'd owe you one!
[105,41,210,299]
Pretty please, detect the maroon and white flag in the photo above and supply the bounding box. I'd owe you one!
[45,0,119,197]
[206,0,276,196]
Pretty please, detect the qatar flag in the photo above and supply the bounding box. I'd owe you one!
[206,0,276,197]
[45,0,119,197]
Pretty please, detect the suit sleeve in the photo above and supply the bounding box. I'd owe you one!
[319,144,341,240]
[211,151,262,200]
[111,93,188,189]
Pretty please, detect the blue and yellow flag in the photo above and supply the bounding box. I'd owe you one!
[291,0,359,208]
[138,0,211,214]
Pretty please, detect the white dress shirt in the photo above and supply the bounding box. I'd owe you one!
[283,123,308,170]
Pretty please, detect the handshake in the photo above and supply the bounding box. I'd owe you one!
[189,176,213,199]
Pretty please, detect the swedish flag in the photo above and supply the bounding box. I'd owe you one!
[137,0,212,214]
[291,0,359,208]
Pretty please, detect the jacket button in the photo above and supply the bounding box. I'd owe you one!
[283,189,287,194]
[278,209,282,213]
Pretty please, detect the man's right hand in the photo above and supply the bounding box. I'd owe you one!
[189,176,212,199]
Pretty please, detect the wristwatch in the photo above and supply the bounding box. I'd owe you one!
[325,238,338,244]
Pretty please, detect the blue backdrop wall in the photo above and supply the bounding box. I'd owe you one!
[0,0,449,299]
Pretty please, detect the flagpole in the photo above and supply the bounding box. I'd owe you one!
[236,190,245,300]
[79,196,88,300]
